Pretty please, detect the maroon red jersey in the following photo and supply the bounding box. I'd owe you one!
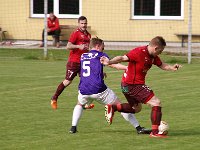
[122,46,162,84]
[68,28,91,63]
[47,16,60,31]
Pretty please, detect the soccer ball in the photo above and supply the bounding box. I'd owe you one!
[158,121,169,135]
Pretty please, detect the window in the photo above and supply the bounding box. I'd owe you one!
[132,0,184,20]
[30,0,82,18]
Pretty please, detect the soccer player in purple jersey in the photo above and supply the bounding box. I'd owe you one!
[101,36,182,138]
[69,37,151,134]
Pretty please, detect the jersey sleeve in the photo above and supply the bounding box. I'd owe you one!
[153,56,162,66]
[103,53,109,59]
[126,49,138,62]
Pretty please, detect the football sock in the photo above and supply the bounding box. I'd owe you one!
[151,106,162,134]
[121,113,140,128]
[113,103,135,113]
[72,105,83,126]
[52,82,66,100]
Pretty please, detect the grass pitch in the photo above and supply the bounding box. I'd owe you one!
[0,48,200,150]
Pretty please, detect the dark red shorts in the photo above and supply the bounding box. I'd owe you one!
[65,61,81,81]
[121,83,154,106]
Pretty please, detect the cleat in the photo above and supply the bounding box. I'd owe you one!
[69,126,77,134]
[137,127,152,134]
[149,132,168,138]
[83,103,95,109]
[51,100,57,110]
[105,104,114,125]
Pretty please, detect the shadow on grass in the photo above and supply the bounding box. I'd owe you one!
[23,55,65,61]
[80,128,200,137]
[170,128,200,137]
[165,58,187,64]
[23,55,39,60]
[100,129,134,134]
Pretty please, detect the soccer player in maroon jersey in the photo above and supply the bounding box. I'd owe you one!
[101,36,182,138]
[51,16,92,109]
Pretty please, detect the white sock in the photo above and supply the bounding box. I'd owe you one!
[72,105,83,126]
[121,112,140,128]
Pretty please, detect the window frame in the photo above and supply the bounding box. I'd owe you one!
[131,0,184,20]
[30,0,82,18]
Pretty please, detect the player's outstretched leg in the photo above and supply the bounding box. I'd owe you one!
[105,104,114,125]
[51,82,66,110]
[136,126,152,134]
[121,112,152,134]
[69,105,83,134]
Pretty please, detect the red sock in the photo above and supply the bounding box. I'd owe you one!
[151,106,162,134]
[114,103,135,113]
[52,82,66,100]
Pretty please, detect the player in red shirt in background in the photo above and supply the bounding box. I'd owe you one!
[51,16,93,109]
[40,12,61,48]
[101,36,182,138]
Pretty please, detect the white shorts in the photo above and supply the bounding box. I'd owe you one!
[78,88,118,105]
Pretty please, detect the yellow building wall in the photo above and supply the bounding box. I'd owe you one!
[0,0,78,41]
[84,0,200,42]
[0,0,199,43]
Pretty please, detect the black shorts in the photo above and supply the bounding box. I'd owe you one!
[65,62,80,81]
[121,83,154,106]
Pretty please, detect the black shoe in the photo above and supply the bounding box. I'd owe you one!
[69,126,77,134]
[136,126,152,134]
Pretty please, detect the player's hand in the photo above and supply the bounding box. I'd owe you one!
[100,56,110,66]
[79,44,89,50]
[83,44,89,50]
[173,64,182,71]
[78,44,84,50]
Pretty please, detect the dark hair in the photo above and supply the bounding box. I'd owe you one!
[78,16,87,22]
[89,37,104,49]
[150,36,166,47]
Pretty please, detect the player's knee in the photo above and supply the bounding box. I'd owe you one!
[147,96,161,107]
[154,98,161,106]
[132,103,142,113]
[158,100,161,106]
[134,105,142,113]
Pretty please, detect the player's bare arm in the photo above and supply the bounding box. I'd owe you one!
[108,63,127,70]
[109,55,129,64]
[159,62,182,71]
[100,55,129,65]
[66,42,87,50]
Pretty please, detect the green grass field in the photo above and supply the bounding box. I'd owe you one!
[0,48,200,150]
